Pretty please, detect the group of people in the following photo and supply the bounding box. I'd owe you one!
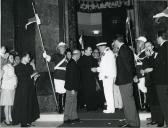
[43,29,168,127]
[0,47,40,127]
[0,29,167,127]
[42,35,139,127]
[134,29,168,127]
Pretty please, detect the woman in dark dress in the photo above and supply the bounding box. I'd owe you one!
[12,53,40,127]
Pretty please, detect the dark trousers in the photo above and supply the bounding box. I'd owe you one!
[56,93,65,113]
[150,105,164,124]
[119,83,140,127]
[64,90,78,121]
[84,89,97,111]
[156,85,168,126]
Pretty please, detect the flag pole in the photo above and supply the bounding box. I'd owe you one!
[127,17,135,53]
[31,2,58,110]
[127,17,143,109]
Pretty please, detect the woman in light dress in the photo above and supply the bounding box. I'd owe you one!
[0,53,17,125]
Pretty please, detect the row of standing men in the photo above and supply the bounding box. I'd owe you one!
[43,34,140,127]
[1,29,167,127]
[43,30,168,127]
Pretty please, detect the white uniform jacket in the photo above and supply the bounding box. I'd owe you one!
[97,47,117,80]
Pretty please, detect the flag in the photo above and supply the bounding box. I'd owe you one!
[153,7,168,23]
[79,35,84,49]
[25,13,41,29]
[125,16,135,53]
[125,17,131,44]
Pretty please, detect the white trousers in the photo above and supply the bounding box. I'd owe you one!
[138,77,147,93]
[114,84,123,109]
[54,79,66,94]
[102,78,115,112]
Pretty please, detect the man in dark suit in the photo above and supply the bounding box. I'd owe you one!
[153,29,168,127]
[113,35,140,127]
[63,50,81,124]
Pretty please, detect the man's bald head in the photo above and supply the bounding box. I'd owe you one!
[72,49,81,61]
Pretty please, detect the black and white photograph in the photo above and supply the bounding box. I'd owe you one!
[1,0,168,127]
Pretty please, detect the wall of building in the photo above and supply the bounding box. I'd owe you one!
[1,0,14,50]
[35,0,59,72]
[34,0,78,112]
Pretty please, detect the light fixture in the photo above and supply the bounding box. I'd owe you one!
[92,30,100,35]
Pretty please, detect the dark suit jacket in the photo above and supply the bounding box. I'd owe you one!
[64,59,80,91]
[115,44,136,85]
[153,41,168,85]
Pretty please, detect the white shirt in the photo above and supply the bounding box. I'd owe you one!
[97,47,116,80]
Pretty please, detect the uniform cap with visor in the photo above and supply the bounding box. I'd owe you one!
[96,42,107,47]
[136,36,147,42]
[57,42,66,47]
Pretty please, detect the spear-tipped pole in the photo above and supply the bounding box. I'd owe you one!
[126,17,135,53]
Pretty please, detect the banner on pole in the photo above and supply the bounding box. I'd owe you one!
[25,14,41,29]
[153,7,168,23]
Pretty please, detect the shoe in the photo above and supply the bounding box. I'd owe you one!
[71,118,81,123]
[21,124,30,127]
[157,124,164,127]
[146,121,157,125]
[4,121,11,126]
[12,121,19,125]
[27,123,36,126]
[119,118,126,122]
[58,109,63,114]
[146,117,151,121]
[118,123,132,127]
[103,109,115,113]
[63,119,72,124]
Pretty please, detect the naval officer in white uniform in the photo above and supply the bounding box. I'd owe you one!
[91,42,116,113]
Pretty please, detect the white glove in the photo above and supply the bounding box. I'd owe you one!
[96,67,100,72]
[91,67,97,73]
[71,90,75,95]
[43,51,51,62]
[35,14,41,25]
[138,78,147,93]
[43,51,47,58]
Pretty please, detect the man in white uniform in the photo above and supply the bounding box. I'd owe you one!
[91,42,116,113]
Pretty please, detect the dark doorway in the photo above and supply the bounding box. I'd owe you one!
[102,7,127,45]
